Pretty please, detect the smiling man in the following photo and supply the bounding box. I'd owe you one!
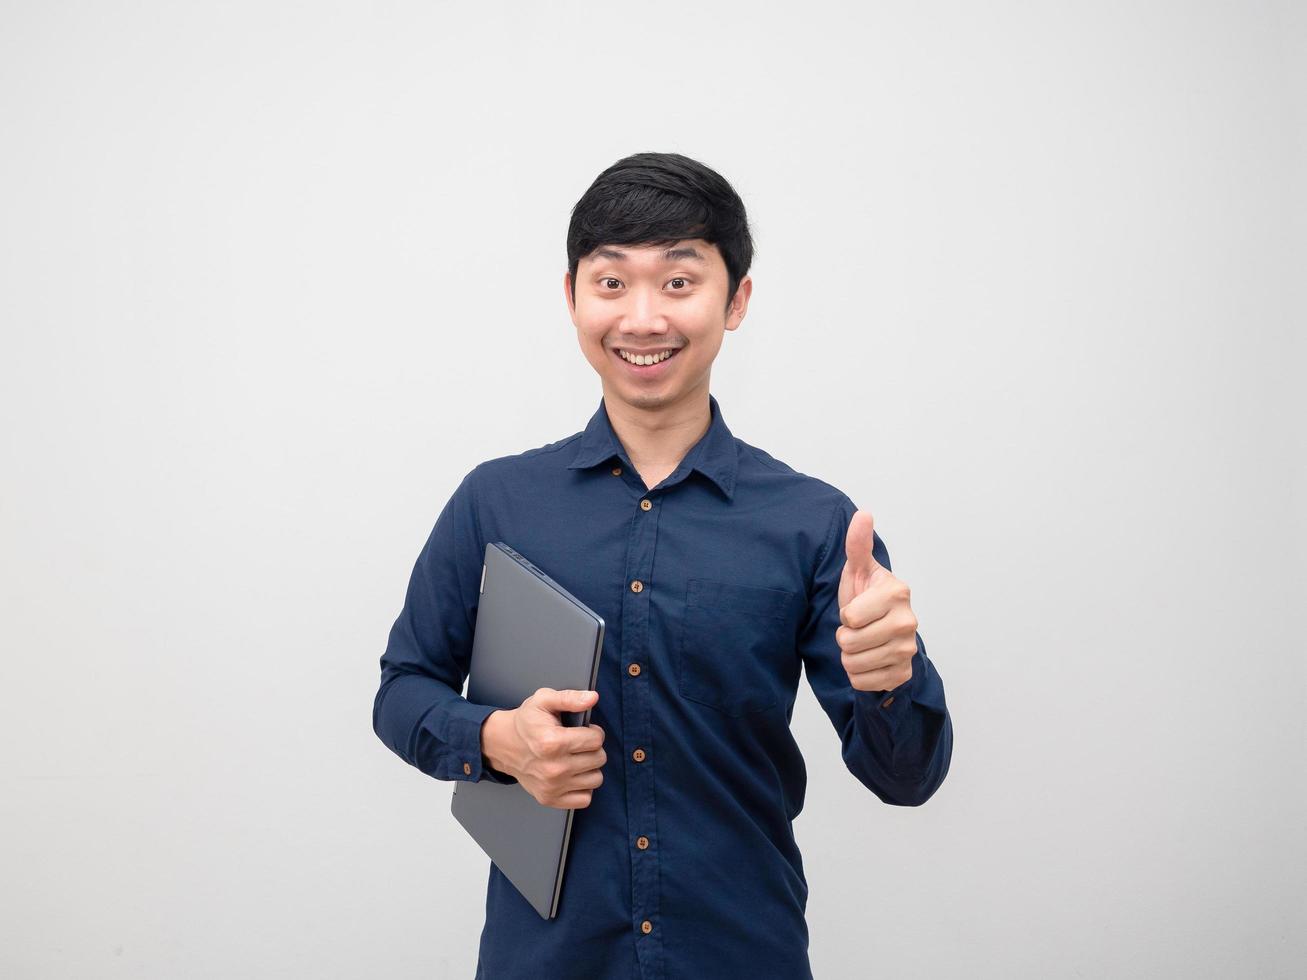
[372,151,953,980]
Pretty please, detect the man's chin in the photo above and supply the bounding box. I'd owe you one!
[602,378,664,408]
[604,378,707,415]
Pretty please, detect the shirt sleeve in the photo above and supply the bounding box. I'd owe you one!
[372,466,518,785]
[797,494,953,806]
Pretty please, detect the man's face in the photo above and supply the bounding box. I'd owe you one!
[564,238,751,414]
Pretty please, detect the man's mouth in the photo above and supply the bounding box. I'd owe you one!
[614,347,682,368]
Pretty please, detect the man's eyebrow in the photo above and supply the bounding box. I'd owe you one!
[590,246,708,264]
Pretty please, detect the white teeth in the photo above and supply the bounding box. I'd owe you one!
[619,348,676,365]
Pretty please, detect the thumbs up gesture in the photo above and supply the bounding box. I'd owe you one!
[835,510,919,694]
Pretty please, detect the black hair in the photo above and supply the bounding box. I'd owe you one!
[566,151,754,312]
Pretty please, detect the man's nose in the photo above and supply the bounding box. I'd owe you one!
[622,286,668,331]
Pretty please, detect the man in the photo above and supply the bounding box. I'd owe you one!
[372,151,953,979]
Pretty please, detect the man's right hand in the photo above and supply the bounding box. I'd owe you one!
[481,688,606,810]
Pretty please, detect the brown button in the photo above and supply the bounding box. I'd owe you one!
[881,696,895,708]
[627,663,641,677]
[640,499,652,511]
[632,747,646,762]
[630,580,644,593]
[636,835,649,850]
[640,919,652,934]
[611,466,622,476]
[463,761,472,775]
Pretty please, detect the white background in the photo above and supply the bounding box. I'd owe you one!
[1,1,1303,977]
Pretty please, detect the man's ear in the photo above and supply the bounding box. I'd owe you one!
[725,275,753,332]
[562,270,578,324]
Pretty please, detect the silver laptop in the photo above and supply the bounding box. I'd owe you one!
[451,541,605,920]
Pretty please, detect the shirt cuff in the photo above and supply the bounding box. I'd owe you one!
[853,654,948,784]
[421,698,518,784]
[854,681,916,744]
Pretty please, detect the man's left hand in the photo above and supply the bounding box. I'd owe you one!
[835,509,919,693]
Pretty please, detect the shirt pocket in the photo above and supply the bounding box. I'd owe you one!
[675,578,796,716]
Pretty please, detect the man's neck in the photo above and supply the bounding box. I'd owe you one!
[601,388,711,483]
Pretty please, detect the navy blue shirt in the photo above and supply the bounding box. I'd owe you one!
[373,393,952,979]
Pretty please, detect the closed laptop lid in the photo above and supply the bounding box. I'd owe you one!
[451,541,605,919]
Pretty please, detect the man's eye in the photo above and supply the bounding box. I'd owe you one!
[602,278,621,289]
[668,278,688,289]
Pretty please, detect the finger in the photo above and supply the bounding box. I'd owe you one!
[555,791,594,810]
[841,581,913,630]
[835,613,901,651]
[841,635,917,675]
[562,752,601,773]
[842,588,893,631]
[846,660,914,693]
[567,773,606,794]
[568,724,606,753]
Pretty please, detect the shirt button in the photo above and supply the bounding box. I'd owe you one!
[641,919,653,935]
[632,747,646,762]
[630,579,644,593]
[627,663,641,677]
[463,761,471,775]
[636,835,649,850]
[881,696,895,708]
[611,466,622,476]
[639,498,652,511]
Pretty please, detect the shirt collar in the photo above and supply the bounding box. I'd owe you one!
[567,392,739,500]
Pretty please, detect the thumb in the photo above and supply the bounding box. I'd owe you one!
[837,509,881,612]
[535,687,598,714]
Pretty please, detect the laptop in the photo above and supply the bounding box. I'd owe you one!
[451,541,605,920]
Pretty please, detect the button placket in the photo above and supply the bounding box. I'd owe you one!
[620,486,664,973]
